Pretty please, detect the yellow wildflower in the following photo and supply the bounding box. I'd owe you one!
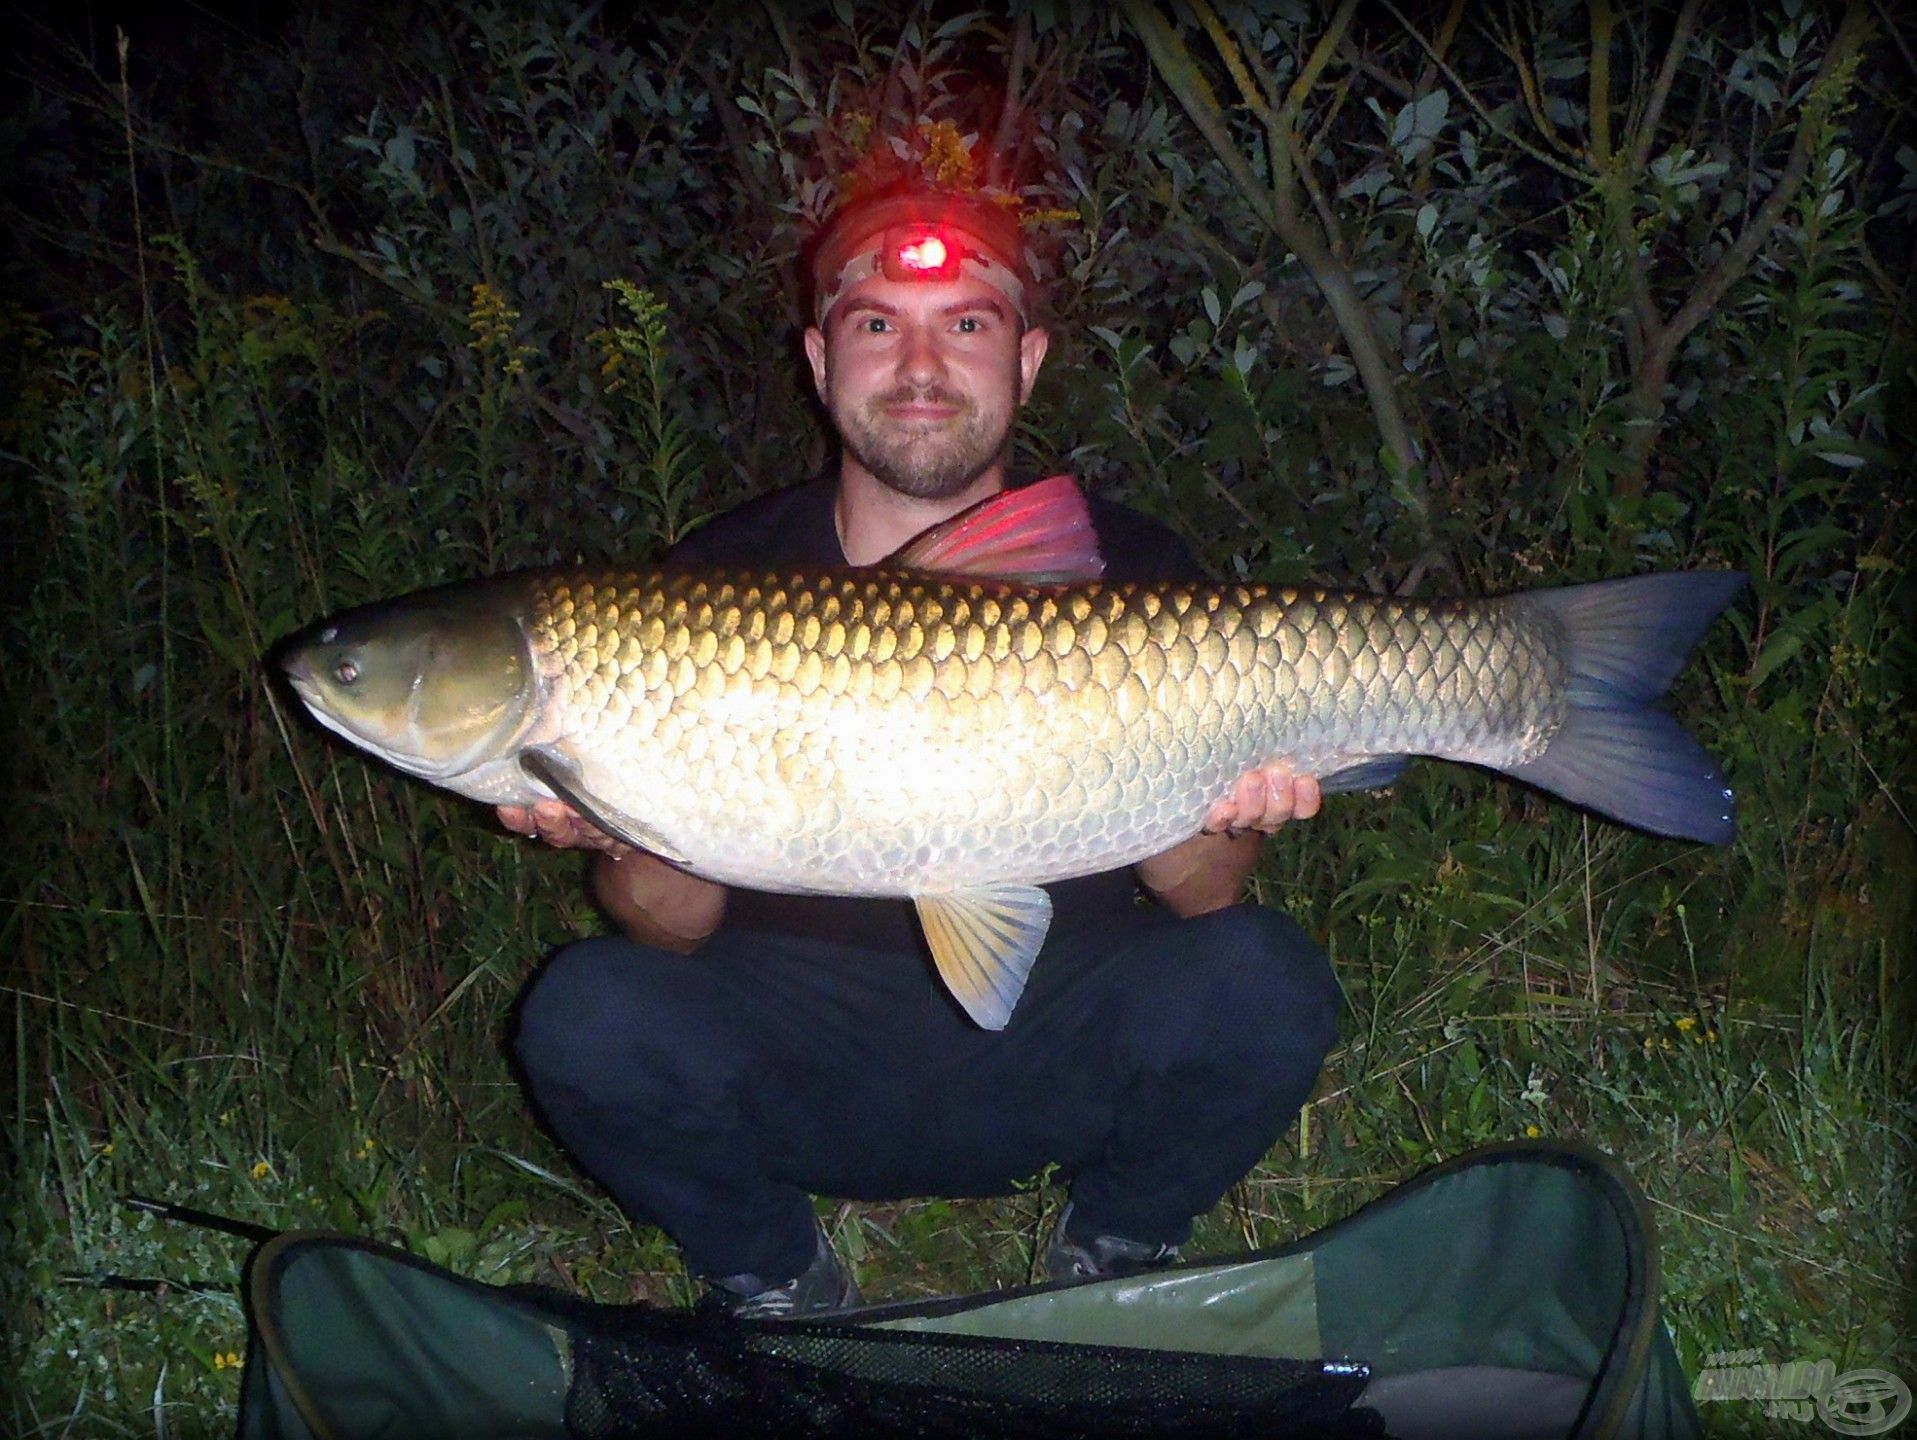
[214,1349,244,1370]
[467,282,535,378]
[1524,1124,1542,1139]
[251,1160,274,1181]
[1676,1016,1697,1033]
[589,281,669,400]
[918,119,975,188]
[239,294,315,367]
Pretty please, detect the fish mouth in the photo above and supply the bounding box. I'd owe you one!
[281,651,316,689]
[279,650,334,717]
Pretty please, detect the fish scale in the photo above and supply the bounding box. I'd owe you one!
[525,571,1566,899]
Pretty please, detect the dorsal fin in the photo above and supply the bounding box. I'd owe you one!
[889,474,1105,584]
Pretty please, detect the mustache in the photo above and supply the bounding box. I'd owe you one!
[869,385,972,410]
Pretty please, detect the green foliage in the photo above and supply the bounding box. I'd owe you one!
[591,282,715,549]
[3,3,1911,1433]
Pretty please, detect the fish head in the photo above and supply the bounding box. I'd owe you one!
[280,596,537,785]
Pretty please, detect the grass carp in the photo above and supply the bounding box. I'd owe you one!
[279,477,1742,1029]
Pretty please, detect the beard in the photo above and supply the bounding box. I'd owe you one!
[831,381,1014,500]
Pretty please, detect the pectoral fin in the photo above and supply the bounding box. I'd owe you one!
[915,884,1053,1031]
[518,749,689,865]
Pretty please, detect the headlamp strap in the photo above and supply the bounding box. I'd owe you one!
[817,224,1028,325]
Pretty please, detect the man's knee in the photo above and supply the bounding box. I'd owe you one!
[1130,904,1341,1071]
[1204,904,1340,1028]
[512,936,722,1092]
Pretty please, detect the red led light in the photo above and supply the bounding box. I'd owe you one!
[896,234,949,270]
[875,225,970,285]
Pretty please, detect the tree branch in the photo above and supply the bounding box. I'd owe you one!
[1407,0,1468,104]
[1336,43,1414,104]
[985,10,1031,188]
[1605,170,1661,373]
[1618,2,1871,493]
[435,76,496,292]
[691,55,778,216]
[1627,0,1701,170]
[1268,0,1357,241]
[1291,125,1350,258]
[1868,0,1916,77]
[1283,0,1360,123]
[1116,0,1431,509]
[1391,1,1591,183]
[1661,4,1869,356]
[1191,0,1278,124]
[1589,0,1616,164]
[1115,1,1275,221]
[1188,0,1291,203]
[1489,10,1575,160]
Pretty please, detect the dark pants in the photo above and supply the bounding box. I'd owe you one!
[512,903,1339,1284]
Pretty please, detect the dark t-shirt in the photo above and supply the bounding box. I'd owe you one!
[666,475,1201,952]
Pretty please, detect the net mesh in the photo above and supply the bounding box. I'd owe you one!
[543,1298,1385,1439]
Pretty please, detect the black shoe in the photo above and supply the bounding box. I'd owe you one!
[701,1221,862,1319]
[1041,1201,1182,1282]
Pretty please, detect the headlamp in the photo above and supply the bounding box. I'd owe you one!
[881,227,963,283]
[811,190,1033,327]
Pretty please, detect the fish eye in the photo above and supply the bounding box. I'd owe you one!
[335,660,359,685]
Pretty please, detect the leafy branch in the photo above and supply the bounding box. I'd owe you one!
[1602,4,1871,494]
[1116,0,1434,535]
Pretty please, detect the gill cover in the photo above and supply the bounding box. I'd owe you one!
[283,595,536,781]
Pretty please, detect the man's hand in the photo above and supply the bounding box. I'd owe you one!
[498,800,632,857]
[1200,763,1322,836]
[1138,763,1321,918]
[498,801,726,951]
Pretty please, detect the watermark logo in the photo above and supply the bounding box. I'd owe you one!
[1692,1350,1911,1435]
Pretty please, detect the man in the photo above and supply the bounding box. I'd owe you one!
[506,180,1339,1318]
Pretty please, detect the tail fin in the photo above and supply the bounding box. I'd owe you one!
[1506,571,1746,844]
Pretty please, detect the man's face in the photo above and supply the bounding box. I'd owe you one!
[805,269,1049,501]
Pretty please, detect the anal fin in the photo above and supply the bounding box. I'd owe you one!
[915,884,1053,1030]
[1316,755,1413,794]
[518,749,690,865]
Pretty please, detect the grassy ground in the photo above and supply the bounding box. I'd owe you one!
[7,757,1909,1438]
